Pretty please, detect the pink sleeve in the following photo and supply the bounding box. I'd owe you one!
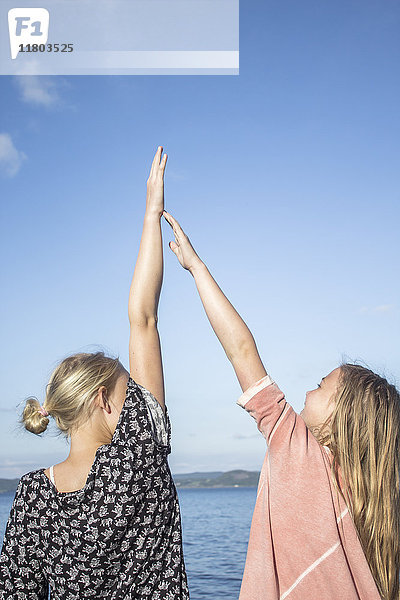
[237,374,314,451]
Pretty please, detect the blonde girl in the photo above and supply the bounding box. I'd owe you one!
[0,148,190,599]
[162,208,399,600]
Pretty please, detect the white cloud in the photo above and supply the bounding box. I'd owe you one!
[168,169,188,182]
[14,75,60,107]
[0,133,27,177]
[233,432,260,440]
[358,304,395,315]
[0,458,38,468]
[374,304,395,313]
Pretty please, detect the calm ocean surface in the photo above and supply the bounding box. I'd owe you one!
[0,486,257,600]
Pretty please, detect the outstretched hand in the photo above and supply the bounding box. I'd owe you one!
[146,146,168,217]
[162,210,202,272]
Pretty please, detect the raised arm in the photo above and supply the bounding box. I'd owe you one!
[162,210,267,392]
[128,147,167,410]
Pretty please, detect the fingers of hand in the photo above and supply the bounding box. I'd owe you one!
[149,146,164,179]
[149,147,160,176]
[162,210,173,228]
[161,153,168,172]
[163,210,179,230]
[163,214,179,246]
[163,210,186,249]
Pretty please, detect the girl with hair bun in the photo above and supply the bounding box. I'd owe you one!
[0,147,190,599]
[162,209,399,600]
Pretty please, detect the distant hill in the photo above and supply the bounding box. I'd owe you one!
[174,470,260,488]
[173,471,224,480]
[0,470,260,494]
[0,478,20,494]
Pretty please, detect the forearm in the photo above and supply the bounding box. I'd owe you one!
[189,260,257,361]
[128,209,163,324]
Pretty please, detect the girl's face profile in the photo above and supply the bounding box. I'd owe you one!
[300,367,342,431]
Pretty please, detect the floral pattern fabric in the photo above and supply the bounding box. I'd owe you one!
[0,376,190,600]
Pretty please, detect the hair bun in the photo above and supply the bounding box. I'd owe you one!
[20,397,50,435]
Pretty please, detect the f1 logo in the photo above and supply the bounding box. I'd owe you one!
[8,8,49,59]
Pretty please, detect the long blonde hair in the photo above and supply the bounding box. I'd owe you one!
[317,362,400,600]
[20,351,124,439]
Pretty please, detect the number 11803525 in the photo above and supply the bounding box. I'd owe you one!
[18,43,73,53]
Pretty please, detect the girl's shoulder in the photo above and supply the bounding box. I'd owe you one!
[8,470,42,514]
[17,469,44,492]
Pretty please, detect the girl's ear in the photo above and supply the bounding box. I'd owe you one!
[96,387,112,414]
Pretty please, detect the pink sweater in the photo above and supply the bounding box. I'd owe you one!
[237,374,382,600]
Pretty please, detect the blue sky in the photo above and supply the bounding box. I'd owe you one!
[0,0,399,478]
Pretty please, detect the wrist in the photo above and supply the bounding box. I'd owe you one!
[189,258,206,277]
[144,207,162,221]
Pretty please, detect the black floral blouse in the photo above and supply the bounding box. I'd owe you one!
[0,377,190,599]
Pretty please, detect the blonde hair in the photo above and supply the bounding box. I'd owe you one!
[20,351,125,440]
[317,363,400,600]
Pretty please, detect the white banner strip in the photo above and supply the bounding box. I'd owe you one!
[76,51,239,70]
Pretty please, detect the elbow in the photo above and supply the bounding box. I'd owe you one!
[129,313,158,327]
[226,338,256,364]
